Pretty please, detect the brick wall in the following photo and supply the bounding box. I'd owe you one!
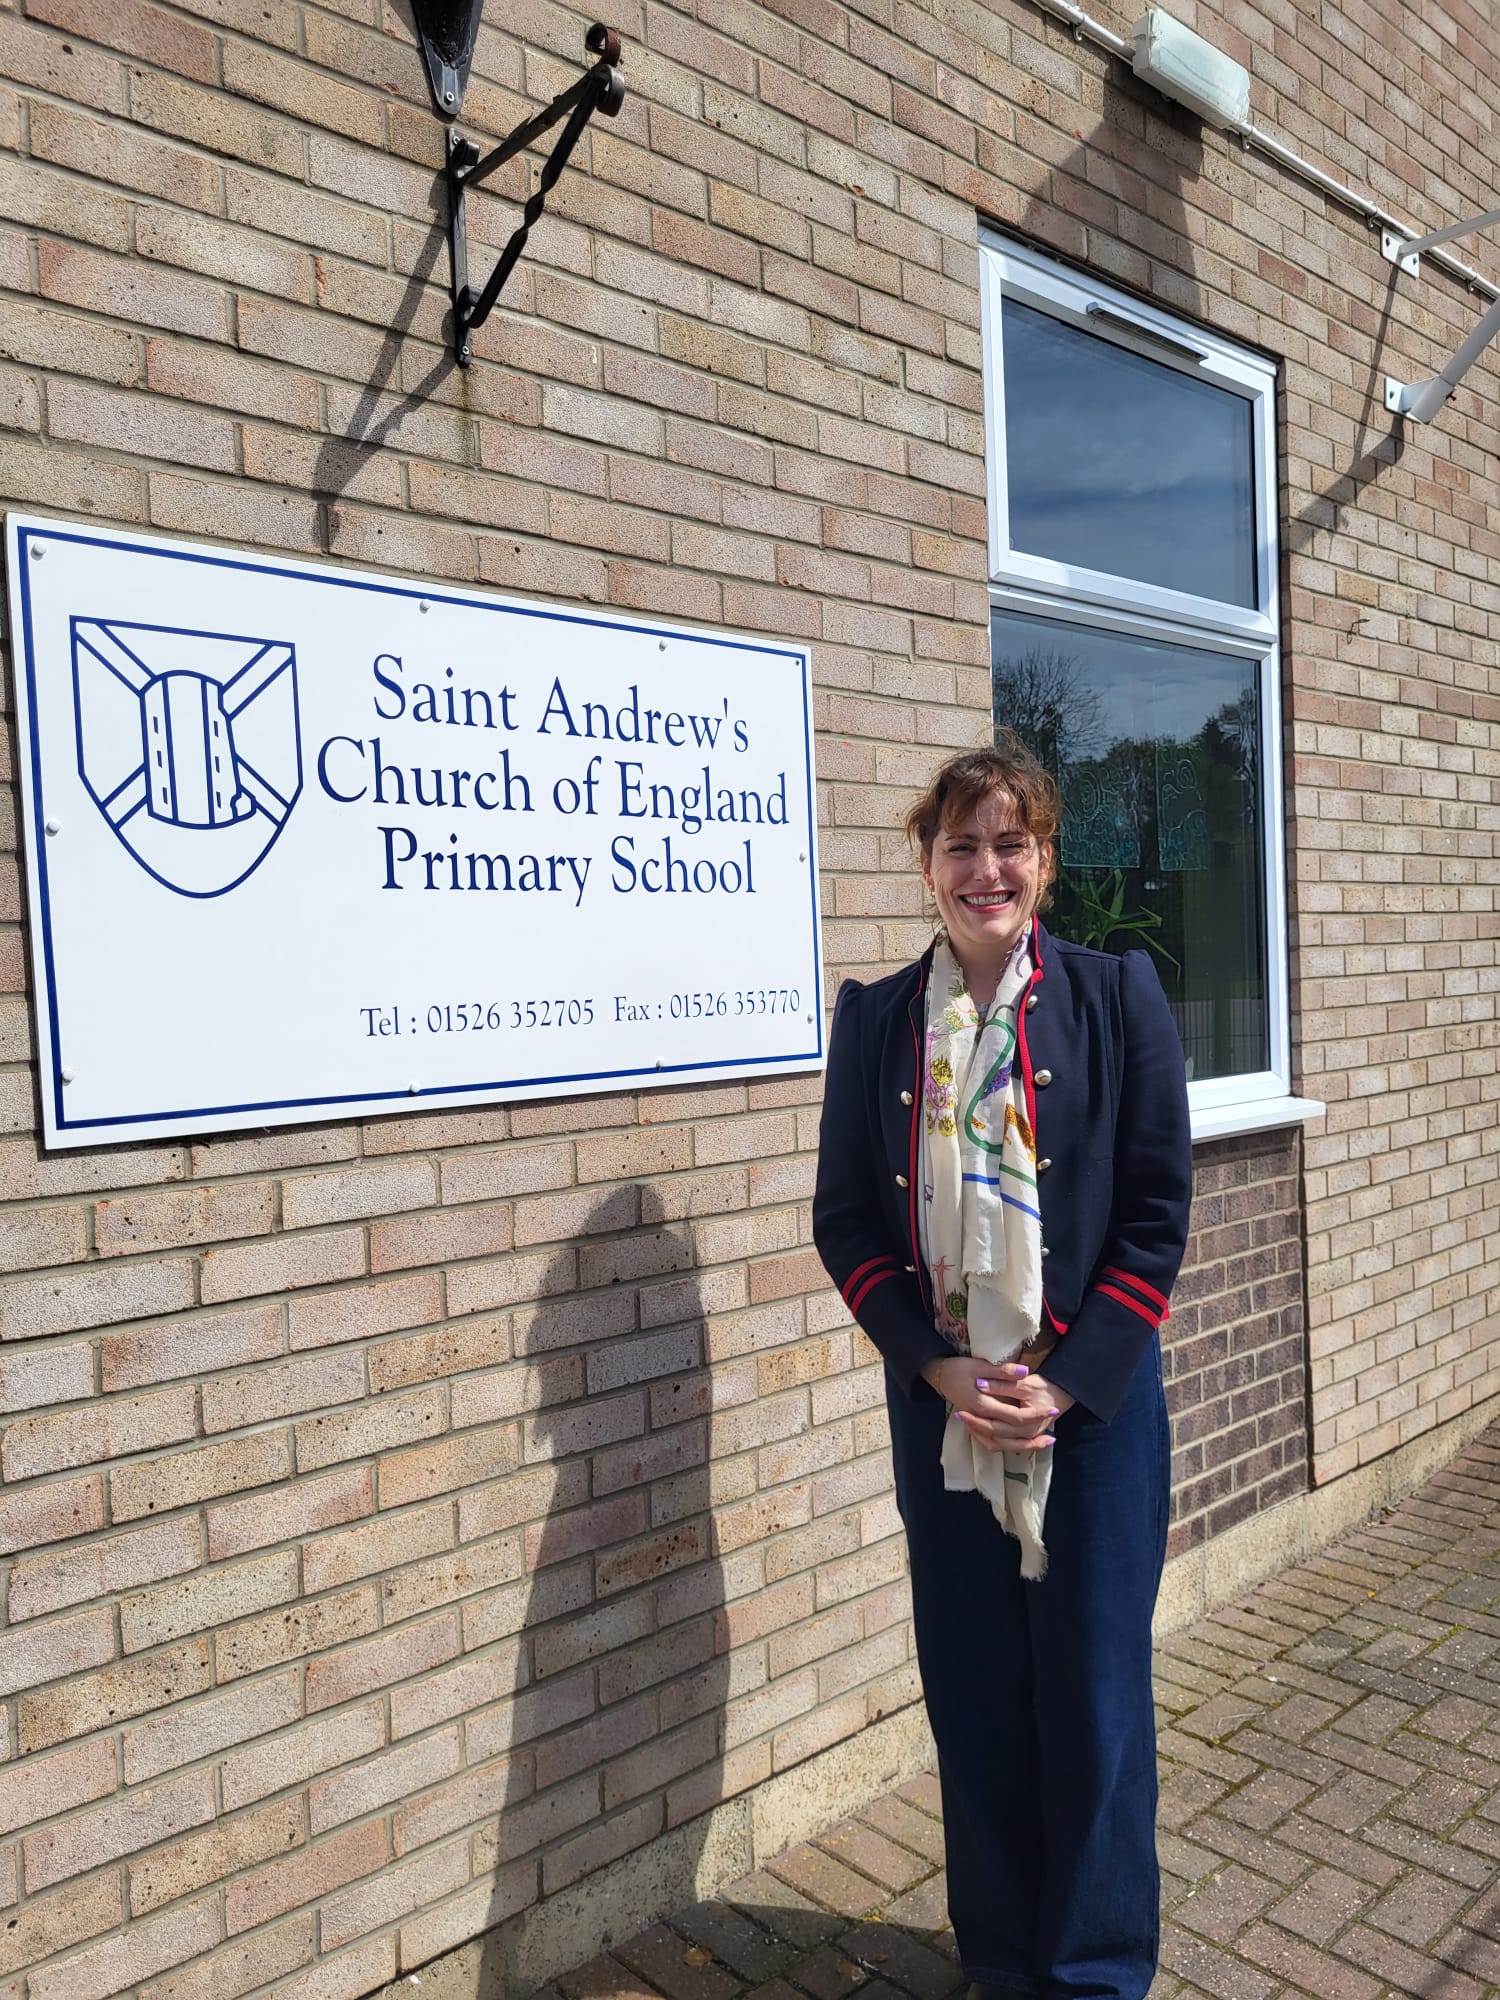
[0,1095,921,2000]
[1166,1130,1308,1560]
[0,0,1497,1991]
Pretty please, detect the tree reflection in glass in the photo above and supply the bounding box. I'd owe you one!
[991,610,1268,1083]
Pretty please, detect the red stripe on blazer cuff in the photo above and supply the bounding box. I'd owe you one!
[841,1255,895,1304]
[849,1268,898,1316]
[1095,1282,1161,1329]
[1101,1265,1170,1313]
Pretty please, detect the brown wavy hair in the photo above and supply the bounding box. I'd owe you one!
[904,733,1061,907]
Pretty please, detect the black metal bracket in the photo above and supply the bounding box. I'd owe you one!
[447,22,625,368]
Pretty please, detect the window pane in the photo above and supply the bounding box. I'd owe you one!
[991,608,1269,1082]
[1000,299,1258,608]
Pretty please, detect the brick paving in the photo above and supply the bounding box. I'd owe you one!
[535,1425,1500,2000]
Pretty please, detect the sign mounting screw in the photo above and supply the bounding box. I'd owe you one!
[30,544,42,558]
[60,1068,75,1084]
[44,819,59,835]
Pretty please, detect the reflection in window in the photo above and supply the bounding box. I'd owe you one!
[1000,300,1258,608]
[991,609,1268,1083]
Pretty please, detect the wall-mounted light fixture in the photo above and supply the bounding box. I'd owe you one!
[1130,10,1249,129]
[411,4,626,367]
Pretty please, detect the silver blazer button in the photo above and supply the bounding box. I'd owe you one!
[1025,992,1039,1011]
[1034,1068,1053,1087]
[895,1173,909,1188]
[900,1090,913,1105]
[1037,1157,1052,1173]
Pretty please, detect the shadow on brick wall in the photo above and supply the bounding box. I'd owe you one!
[312,204,456,533]
[412,1181,734,1999]
[1284,261,1407,558]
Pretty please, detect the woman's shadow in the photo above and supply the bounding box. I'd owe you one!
[399,1179,733,1996]
[371,1173,964,2000]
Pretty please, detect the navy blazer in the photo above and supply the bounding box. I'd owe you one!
[812,920,1193,1424]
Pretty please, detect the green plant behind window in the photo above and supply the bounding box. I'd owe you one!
[1050,868,1180,970]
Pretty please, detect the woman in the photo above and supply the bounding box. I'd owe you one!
[813,737,1192,2000]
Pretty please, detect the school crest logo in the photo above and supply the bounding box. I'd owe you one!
[71,619,302,898]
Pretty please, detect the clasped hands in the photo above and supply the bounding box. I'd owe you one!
[919,1355,1076,1453]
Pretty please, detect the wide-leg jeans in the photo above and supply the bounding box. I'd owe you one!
[887,1343,1171,2000]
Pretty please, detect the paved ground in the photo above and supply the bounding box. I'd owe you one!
[540,1422,1500,2000]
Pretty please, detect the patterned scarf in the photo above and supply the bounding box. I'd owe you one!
[918,930,1052,1579]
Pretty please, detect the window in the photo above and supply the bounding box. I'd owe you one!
[981,236,1317,1138]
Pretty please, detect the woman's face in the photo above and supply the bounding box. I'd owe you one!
[922,791,1049,969]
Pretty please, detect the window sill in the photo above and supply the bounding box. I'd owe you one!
[1190,1094,1324,1143]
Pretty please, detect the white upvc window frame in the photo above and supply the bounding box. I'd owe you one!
[981,232,1321,1143]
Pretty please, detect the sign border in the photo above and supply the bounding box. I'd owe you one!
[5,513,824,1146]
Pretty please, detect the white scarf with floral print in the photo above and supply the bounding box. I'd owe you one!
[918,931,1051,1579]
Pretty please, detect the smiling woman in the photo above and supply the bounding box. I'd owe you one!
[814,736,1193,2000]
[911,762,1054,1010]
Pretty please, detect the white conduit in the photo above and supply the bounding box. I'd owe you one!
[1030,0,1500,303]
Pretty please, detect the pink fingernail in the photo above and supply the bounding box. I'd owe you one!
[975,1378,990,1390]
[1014,1365,1029,1378]
[1046,1407,1060,1418]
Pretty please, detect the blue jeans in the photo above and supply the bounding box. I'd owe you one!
[888,1343,1170,2000]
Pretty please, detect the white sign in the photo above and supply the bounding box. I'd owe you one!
[5,516,823,1148]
